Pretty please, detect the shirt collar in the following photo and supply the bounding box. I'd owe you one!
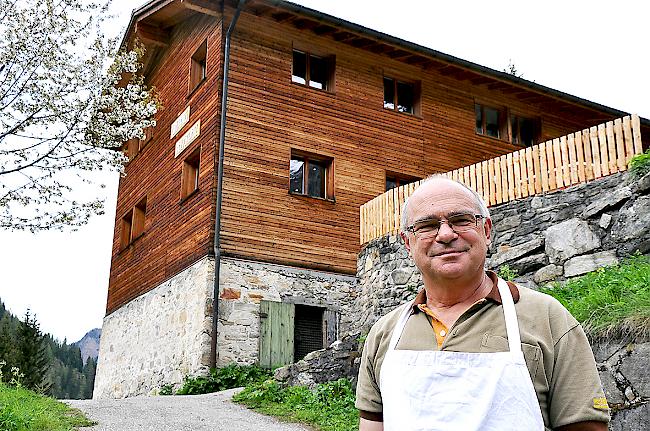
[412,270,520,312]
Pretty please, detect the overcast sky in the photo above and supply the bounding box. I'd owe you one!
[0,0,647,343]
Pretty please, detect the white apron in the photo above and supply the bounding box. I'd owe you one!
[379,278,545,431]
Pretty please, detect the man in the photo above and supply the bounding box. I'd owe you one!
[355,176,609,431]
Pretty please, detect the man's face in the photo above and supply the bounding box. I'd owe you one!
[401,180,492,283]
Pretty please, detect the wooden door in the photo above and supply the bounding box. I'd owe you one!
[259,301,295,369]
[323,309,339,348]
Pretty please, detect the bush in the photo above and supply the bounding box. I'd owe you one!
[234,378,358,431]
[541,255,650,339]
[497,264,518,281]
[629,149,650,178]
[175,364,271,395]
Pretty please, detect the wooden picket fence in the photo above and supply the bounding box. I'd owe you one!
[360,114,644,245]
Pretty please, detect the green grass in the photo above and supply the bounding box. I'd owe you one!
[541,255,650,340]
[234,378,359,431]
[0,383,94,431]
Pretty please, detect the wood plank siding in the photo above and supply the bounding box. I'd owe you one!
[107,1,641,314]
[107,14,222,313]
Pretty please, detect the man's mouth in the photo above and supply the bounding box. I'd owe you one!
[430,249,467,257]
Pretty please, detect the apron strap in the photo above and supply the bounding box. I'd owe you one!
[387,301,414,351]
[497,278,522,354]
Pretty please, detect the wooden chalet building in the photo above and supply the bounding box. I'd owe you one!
[93,0,650,398]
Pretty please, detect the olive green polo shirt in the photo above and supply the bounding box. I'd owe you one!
[355,272,610,429]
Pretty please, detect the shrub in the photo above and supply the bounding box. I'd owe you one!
[175,364,271,395]
[497,264,518,281]
[629,149,650,178]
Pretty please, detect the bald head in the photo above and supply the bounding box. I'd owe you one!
[400,175,490,232]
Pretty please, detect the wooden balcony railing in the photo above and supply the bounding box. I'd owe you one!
[360,114,644,245]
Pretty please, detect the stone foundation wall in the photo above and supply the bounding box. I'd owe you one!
[217,258,356,366]
[94,257,214,399]
[95,256,356,398]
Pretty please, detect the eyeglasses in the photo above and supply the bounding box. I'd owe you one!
[406,214,484,239]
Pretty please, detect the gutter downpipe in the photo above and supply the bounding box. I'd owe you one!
[211,0,247,369]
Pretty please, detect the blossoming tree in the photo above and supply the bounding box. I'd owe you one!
[0,0,159,231]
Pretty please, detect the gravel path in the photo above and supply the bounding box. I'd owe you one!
[65,388,312,431]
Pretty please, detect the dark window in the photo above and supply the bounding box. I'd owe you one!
[485,107,500,138]
[511,115,539,147]
[386,172,420,191]
[190,40,207,93]
[181,147,200,200]
[292,50,334,91]
[120,196,147,249]
[383,77,418,114]
[475,104,504,139]
[290,151,333,200]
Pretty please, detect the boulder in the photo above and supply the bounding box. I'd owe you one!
[545,219,600,263]
[533,264,564,284]
[488,237,544,268]
[582,186,632,218]
[564,251,618,278]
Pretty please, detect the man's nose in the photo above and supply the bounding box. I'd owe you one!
[435,221,458,243]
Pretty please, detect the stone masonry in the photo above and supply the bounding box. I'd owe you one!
[94,257,214,399]
[94,256,356,398]
[217,258,356,366]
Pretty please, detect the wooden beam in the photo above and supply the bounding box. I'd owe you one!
[271,11,294,22]
[347,37,375,48]
[135,22,170,47]
[404,55,429,66]
[438,66,463,76]
[486,82,512,91]
[313,25,337,35]
[293,18,317,30]
[469,76,493,85]
[332,31,356,42]
[180,0,219,16]
[387,49,412,59]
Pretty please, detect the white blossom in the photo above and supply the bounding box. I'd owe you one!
[0,0,159,231]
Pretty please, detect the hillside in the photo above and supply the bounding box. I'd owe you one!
[0,298,97,399]
[74,328,101,365]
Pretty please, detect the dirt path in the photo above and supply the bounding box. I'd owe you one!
[65,388,312,431]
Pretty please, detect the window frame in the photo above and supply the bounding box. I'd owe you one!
[289,149,335,201]
[509,114,540,147]
[189,40,207,94]
[120,196,147,250]
[385,171,421,192]
[475,103,507,140]
[383,76,420,116]
[291,49,335,92]
[180,146,201,201]
[122,128,153,164]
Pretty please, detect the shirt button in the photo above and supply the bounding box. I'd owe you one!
[440,330,447,337]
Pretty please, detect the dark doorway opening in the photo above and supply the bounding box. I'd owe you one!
[294,304,324,361]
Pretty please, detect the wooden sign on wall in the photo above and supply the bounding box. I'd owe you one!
[175,120,200,157]
[170,106,190,139]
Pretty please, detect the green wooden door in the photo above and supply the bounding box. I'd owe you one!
[259,301,295,369]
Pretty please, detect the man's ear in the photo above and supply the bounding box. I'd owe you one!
[483,217,493,247]
[400,231,412,253]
